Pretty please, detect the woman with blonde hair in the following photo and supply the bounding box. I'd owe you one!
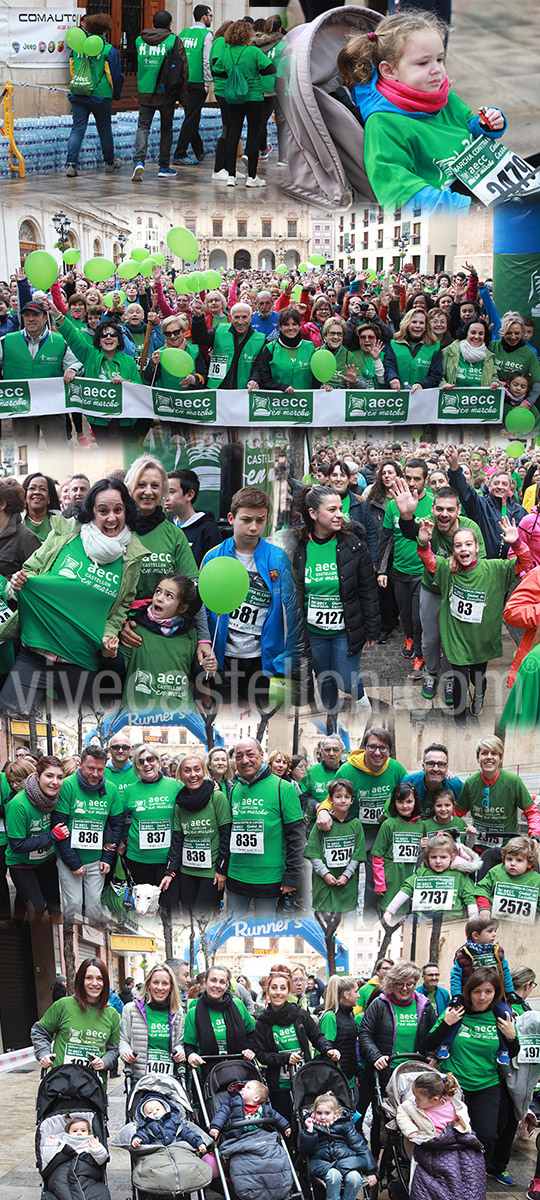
[207,747,233,795]
[319,975,361,1090]
[383,308,443,393]
[160,750,231,915]
[119,961,185,1079]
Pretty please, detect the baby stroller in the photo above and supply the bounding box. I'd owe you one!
[190,1054,303,1200]
[291,1058,377,1200]
[113,1071,213,1200]
[376,1056,484,1200]
[279,5,380,207]
[35,1063,110,1200]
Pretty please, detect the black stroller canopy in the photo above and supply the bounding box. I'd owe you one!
[206,1059,265,1108]
[291,1059,353,1114]
[36,1064,108,1123]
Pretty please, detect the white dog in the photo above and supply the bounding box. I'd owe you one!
[132,884,161,915]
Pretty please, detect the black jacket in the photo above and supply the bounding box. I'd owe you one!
[383,340,443,389]
[292,528,380,656]
[168,511,222,568]
[358,991,437,1088]
[252,1004,333,1094]
[325,1003,361,1082]
[347,492,378,563]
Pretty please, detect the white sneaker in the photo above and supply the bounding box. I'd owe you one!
[227,175,236,187]
[246,175,266,188]
[212,169,229,181]
[355,695,372,712]
[235,170,246,179]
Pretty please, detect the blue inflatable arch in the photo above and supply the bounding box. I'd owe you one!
[193,916,349,972]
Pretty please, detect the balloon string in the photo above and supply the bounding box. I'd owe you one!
[205,615,220,680]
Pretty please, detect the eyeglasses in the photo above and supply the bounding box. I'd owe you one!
[140,755,157,765]
[166,329,184,338]
[366,744,388,754]
[113,745,130,752]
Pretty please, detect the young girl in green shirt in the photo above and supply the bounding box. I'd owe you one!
[372,781,423,908]
[382,832,479,924]
[304,779,366,915]
[122,573,212,713]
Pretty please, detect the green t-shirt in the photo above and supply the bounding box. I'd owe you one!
[5,787,54,867]
[25,513,52,542]
[121,622,198,712]
[104,763,137,798]
[304,815,366,912]
[335,758,407,831]
[212,42,274,103]
[392,998,418,1059]
[401,863,476,917]
[124,776,178,864]
[491,340,540,385]
[457,770,534,850]
[55,774,122,864]
[383,491,433,575]
[37,996,120,1077]
[271,1021,302,1088]
[431,1008,501,1089]
[174,787,231,878]
[301,762,339,805]
[356,981,377,1015]
[304,536,343,636]
[135,521,198,600]
[145,1004,173,1075]
[0,770,12,850]
[228,774,302,886]
[475,863,540,922]
[372,815,423,905]
[419,516,485,596]
[421,815,467,839]
[432,555,516,665]
[18,533,122,670]
[183,995,254,1054]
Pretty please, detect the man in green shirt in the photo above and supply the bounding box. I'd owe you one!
[392,478,486,702]
[105,732,137,798]
[377,459,433,676]
[132,10,189,181]
[173,4,213,165]
[55,745,123,924]
[227,738,305,916]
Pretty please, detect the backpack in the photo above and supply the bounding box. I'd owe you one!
[224,46,249,104]
[69,43,106,96]
[157,36,185,94]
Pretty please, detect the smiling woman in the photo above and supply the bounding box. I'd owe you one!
[31,957,120,1086]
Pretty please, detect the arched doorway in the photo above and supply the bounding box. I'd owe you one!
[209,249,228,270]
[18,219,42,265]
[258,250,275,270]
[234,249,251,270]
[284,250,300,269]
[93,237,103,256]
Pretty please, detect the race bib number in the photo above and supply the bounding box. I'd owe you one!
[359,803,384,826]
[475,826,505,848]
[231,821,264,854]
[139,821,171,851]
[28,845,54,862]
[412,875,455,912]
[208,354,228,381]
[182,839,212,869]
[147,1049,173,1074]
[324,835,355,870]
[306,596,345,631]
[449,583,486,624]
[492,882,538,924]
[393,833,421,863]
[71,819,104,850]
[451,136,540,206]
[228,588,269,634]
[518,1036,540,1064]
[64,1041,100,1067]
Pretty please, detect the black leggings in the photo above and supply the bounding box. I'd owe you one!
[259,96,274,151]
[213,96,229,173]
[491,1079,519,1174]
[10,858,60,919]
[462,1083,500,1165]
[451,661,487,714]
[179,872,222,915]
[226,100,264,178]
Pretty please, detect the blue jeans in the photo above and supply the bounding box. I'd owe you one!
[324,1168,363,1200]
[67,97,114,166]
[309,631,364,711]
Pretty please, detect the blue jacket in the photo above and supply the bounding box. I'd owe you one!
[402,771,463,810]
[448,465,526,559]
[211,1083,291,1138]
[416,983,450,1016]
[201,536,300,675]
[299,1111,377,1178]
[134,1097,203,1149]
[251,312,279,339]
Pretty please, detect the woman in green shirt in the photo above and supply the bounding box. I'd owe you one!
[184,964,256,1080]
[49,305,142,385]
[160,751,231,915]
[23,474,61,543]
[248,309,317,391]
[123,745,179,907]
[211,21,275,185]
[31,957,120,1084]
[0,478,146,714]
[424,967,519,1168]
[441,320,500,390]
[5,754,66,919]
[120,962,185,1080]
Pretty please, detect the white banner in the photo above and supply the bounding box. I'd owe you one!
[0,378,505,427]
[0,9,84,67]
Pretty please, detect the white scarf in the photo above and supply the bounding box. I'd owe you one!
[80,521,132,564]
[459,339,487,363]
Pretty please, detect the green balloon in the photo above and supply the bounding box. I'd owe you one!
[151,252,165,266]
[205,269,222,288]
[298,263,308,273]
[309,254,326,266]
[84,34,103,56]
[198,557,250,615]
[160,348,194,377]
[174,276,192,295]
[130,247,149,263]
[275,264,287,275]
[139,257,157,278]
[186,271,206,293]
[62,248,80,265]
[311,348,337,383]
[103,290,126,308]
[24,250,58,290]
[117,259,140,280]
[365,269,377,282]
[291,285,302,300]
[505,442,525,458]
[167,226,200,262]
[66,26,87,52]
[505,406,535,434]
[83,257,115,283]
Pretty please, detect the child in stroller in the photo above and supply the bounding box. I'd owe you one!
[381,1060,486,1200]
[132,1095,207,1152]
[35,1063,111,1200]
[113,1072,213,1200]
[292,1058,376,1200]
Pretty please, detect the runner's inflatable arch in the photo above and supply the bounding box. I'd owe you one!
[193,916,349,971]
[84,711,225,747]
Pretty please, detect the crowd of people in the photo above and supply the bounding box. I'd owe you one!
[26,948,540,1200]
[3,726,540,926]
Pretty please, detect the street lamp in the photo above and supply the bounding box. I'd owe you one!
[52,211,72,273]
[396,232,410,270]
[117,231,127,261]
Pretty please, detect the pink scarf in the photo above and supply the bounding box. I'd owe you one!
[376,74,450,114]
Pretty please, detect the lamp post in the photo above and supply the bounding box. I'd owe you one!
[396,231,410,272]
[52,211,72,274]
[117,231,127,262]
